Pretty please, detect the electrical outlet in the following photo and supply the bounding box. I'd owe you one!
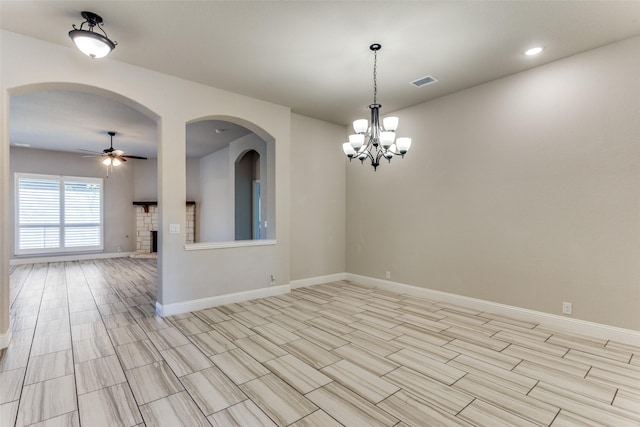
[269,274,275,285]
[562,302,572,315]
[385,271,391,280]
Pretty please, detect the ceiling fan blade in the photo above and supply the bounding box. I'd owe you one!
[77,148,102,154]
[82,155,100,158]
[121,155,148,160]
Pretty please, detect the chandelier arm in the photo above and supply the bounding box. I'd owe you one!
[385,147,407,158]
[363,148,375,161]
[355,146,375,164]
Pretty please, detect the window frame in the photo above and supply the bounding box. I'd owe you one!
[15,172,104,255]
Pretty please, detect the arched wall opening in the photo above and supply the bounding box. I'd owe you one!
[9,83,160,256]
[3,82,161,329]
[185,116,275,244]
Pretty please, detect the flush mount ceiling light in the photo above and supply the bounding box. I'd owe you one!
[68,11,117,58]
[343,44,411,171]
[524,46,544,56]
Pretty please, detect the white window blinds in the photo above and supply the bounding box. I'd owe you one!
[16,173,103,255]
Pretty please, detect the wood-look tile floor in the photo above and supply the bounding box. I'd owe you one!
[2,259,640,426]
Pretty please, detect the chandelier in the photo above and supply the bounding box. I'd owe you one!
[343,44,411,171]
[68,11,117,59]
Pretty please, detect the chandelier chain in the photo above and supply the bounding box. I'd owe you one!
[373,49,378,104]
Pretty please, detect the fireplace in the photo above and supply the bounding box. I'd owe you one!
[151,231,158,253]
[133,201,195,254]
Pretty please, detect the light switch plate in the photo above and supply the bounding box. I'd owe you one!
[169,224,180,234]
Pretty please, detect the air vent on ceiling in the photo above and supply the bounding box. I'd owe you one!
[411,75,438,88]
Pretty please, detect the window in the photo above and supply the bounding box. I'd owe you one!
[15,173,103,255]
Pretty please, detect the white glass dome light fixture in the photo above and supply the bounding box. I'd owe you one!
[343,43,412,171]
[68,11,117,59]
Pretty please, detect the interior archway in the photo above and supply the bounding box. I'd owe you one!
[5,82,161,319]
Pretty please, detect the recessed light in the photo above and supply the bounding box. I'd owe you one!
[12,142,31,147]
[524,46,544,56]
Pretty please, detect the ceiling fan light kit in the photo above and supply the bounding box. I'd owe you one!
[343,43,412,171]
[68,11,117,58]
[80,131,147,177]
[102,157,121,166]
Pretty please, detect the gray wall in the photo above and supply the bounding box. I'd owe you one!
[10,147,135,256]
[346,36,640,330]
[198,147,232,242]
[134,158,200,202]
[290,113,346,280]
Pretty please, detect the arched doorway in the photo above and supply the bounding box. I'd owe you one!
[3,83,160,345]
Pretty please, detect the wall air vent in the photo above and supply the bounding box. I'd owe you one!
[411,75,438,88]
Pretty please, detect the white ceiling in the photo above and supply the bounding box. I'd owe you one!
[2,1,640,158]
[10,90,157,158]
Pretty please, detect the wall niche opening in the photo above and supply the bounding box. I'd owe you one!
[185,118,275,244]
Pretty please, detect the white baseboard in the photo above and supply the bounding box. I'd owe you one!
[10,252,134,265]
[346,273,640,347]
[290,273,347,289]
[156,284,291,317]
[0,328,11,350]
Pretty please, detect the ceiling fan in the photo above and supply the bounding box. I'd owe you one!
[80,131,148,167]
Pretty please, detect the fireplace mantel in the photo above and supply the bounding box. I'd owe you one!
[133,201,195,213]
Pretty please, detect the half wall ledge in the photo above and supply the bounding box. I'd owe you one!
[185,240,277,251]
